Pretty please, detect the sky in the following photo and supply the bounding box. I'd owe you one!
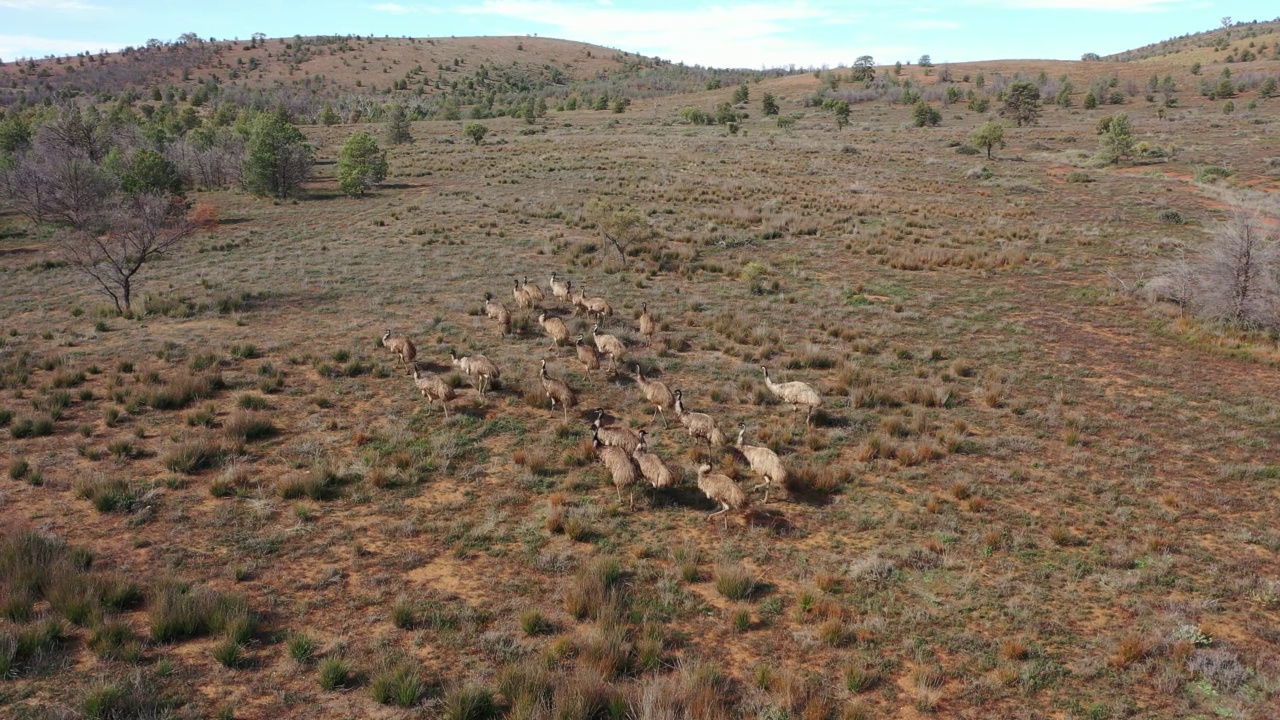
[0,1,1275,70]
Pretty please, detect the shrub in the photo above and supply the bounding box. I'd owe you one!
[319,655,354,690]
[88,619,139,659]
[1157,209,1184,225]
[74,476,141,513]
[370,662,427,707]
[1194,165,1232,182]
[713,563,758,600]
[149,582,252,643]
[845,662,883,693]
[223,411,277,443]
[911,101,942,127]
[213,638,245,668]
[1066,171,1093,183]
[10,414,55,438]
[145,372,223,410]
[288,633,316,663]
[563,556,622,620]
[278,468,345,501]
[163,439,225,473]
[9,457,30,480]
[520,608,552,636]
[443,684,498,720]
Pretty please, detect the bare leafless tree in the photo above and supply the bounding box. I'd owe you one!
[41,105,114,164]
[57,193,195,314]
[1197,211,1279,329]
[1158,209,1280,331]
[0,146,117,229]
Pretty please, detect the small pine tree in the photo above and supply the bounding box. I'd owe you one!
[242,108,313,199]
[1000,81,1041,126]
[1083,91,1098,109]
[336,132,387,197]
[1099,112,1134,164]
[732,84,749,104]
[384,104,412,145]
[761,93,779,116]
[319,103,340,126]
[1056,82,1073,108]
[1259,77,1277,99]
[834,100,850,129]
[121,148,183,196]
[912,101,942,127]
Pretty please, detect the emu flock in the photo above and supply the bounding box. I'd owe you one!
[382,273,823,524]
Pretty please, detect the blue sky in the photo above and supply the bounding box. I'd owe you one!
[0,1,1274,69]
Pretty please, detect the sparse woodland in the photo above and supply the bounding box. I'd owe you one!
[2,20,1280,720]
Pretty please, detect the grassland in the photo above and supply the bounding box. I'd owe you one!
[2,27,1280,720]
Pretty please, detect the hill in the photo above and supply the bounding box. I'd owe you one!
[0,34,787,122]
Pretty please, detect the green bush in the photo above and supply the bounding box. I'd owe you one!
[713,563,758,600]
[318,655,354,690]
[911,101,942,127]
[149,582,253,644]
[10,414,55,438]
[370,662,427,707]
[1194,166,1233,182]
[163,439,225,474]
[443,684,498,720]
[223,411,277,443]
[288,633,316,663]
[213,639,244,668]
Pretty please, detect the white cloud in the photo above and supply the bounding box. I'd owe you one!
[0,0,102,10]
[0,34,121,59]
[976,0,1186,10]
[462,1,860,67]
[900,19,960,29]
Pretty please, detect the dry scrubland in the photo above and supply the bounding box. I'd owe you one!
[3,30,1280,720]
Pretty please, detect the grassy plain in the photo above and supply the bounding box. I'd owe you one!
[2,28,1280,720]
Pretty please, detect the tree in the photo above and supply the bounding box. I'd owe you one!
[57,192,195,315]
[918,54,933,68]
[319,103,341,126]
[1261,77,1278,99]
[384,104,413,145]
[732,84,749,104]
[971,121,1005,159]
[761,93,779,116]
[1081,52,1101,61]
[1167,210,1279,330]
[585,197,648,267]
[1083,91,1098,109]
[833,100,850,129]
[852,55,875,82]
[120,148,183,196]
[1098,112,1134,164]
[911,101,941,127]
[464,123,488,145]
[1000,81,1041,127]
[0,115,32,155]
[336,132,387,197]
[1056,81,1074,108]
[242,109,313,199]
